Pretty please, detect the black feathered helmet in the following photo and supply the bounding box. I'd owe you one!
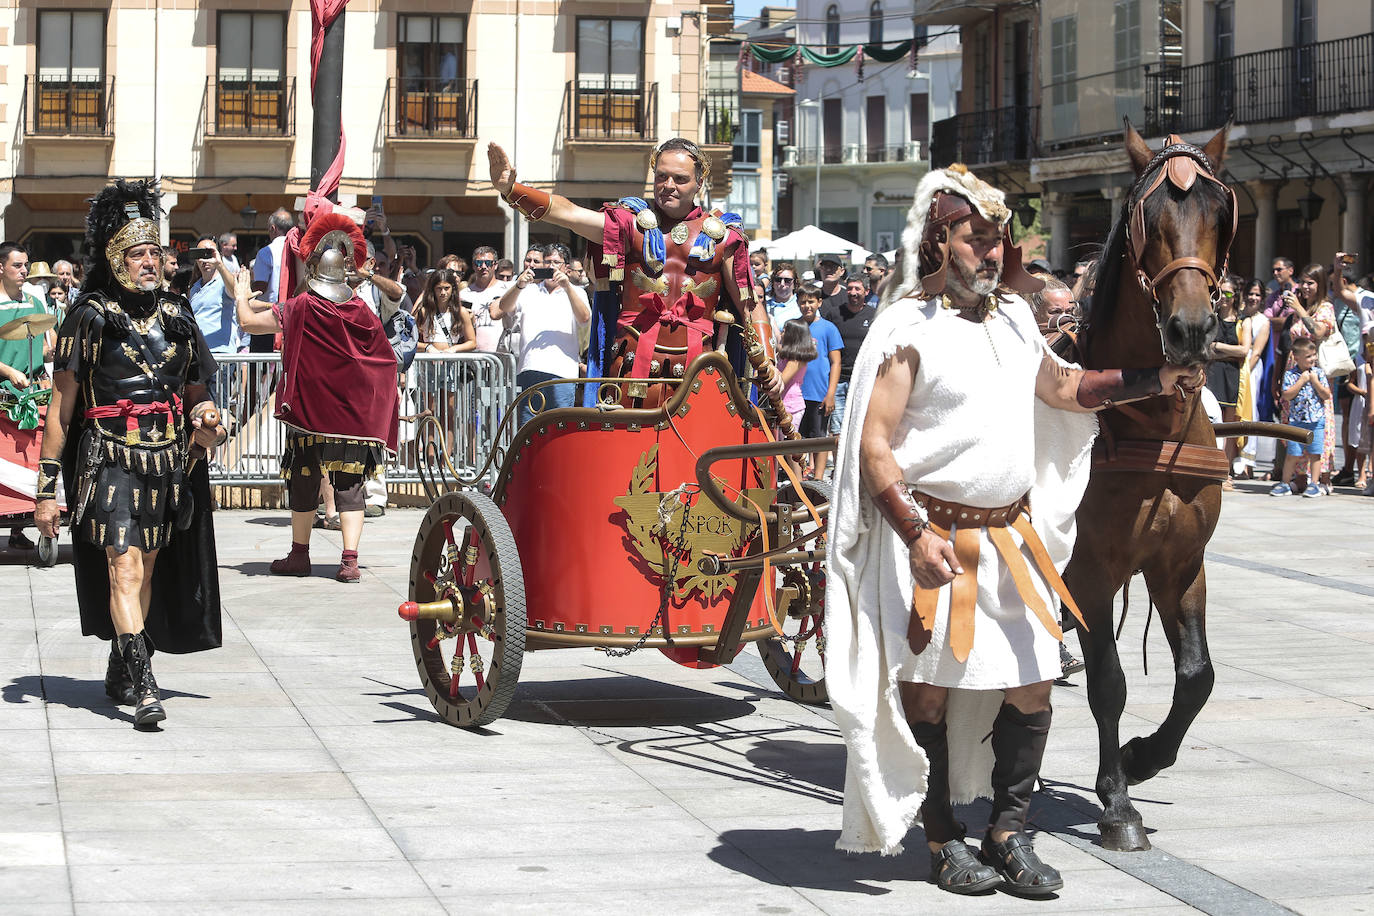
[82,179,164,294]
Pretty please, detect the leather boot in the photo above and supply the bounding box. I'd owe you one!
[912,718,1000,894]
[983,703,1060,896]
[119,632,166,729]
[104,639,135,705]
[270,542,311,576]
[336,548,360,583]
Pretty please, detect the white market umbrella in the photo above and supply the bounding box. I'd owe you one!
[750,225,873,265]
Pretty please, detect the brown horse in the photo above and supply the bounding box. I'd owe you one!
[1063,122,1235,852]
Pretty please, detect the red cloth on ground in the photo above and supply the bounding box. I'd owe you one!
[274,290,399,452]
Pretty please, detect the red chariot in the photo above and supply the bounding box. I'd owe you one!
[397,353,833,727]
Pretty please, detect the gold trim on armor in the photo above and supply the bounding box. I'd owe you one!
[669,222,690,245]
[132,489,141,511]
[702,216,726,240]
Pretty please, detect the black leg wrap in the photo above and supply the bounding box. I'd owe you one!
[119,632,165,729]
[909,719,961,844]
[990,704,1052,836]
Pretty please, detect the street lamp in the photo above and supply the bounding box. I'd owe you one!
[800,97,820,228]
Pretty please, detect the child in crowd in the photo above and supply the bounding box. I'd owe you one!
[1272,337,1332,498]
[1346,337,1374,493]
[776,318,816,475]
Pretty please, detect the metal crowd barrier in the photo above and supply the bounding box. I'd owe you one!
[207,351,518,488]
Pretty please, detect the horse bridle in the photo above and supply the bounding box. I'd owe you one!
[1124,140,1239,335]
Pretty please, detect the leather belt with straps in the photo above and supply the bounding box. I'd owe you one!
[908,489,1088,664]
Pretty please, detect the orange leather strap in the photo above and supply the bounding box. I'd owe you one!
[947,524,981,663]
[988,524,1064,642]
[1011,513,1088,632]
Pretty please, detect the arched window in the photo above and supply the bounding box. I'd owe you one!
[825,5,840,55]
[869,2,883,45]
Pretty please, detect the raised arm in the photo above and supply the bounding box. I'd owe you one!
[235,267,281,336]
[488,142,604,243]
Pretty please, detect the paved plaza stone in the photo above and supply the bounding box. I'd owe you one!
[3,481,1374,914]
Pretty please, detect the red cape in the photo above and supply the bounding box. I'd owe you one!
[275,290,399,453]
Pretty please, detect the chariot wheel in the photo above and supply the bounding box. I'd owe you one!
[759,478,829,705]
[35,533,58,568]
[403,490,525,727]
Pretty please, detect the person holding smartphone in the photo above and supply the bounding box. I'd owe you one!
[490,242,589,427]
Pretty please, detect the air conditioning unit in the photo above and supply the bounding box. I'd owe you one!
[775,119,790,145]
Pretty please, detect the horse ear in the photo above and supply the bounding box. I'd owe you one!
[1201,121,1231,171]
[1123,118,1153,175]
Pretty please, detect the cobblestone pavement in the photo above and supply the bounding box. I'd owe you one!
[3,481,1373,914]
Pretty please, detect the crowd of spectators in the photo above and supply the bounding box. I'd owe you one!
[1025,250,1374,498]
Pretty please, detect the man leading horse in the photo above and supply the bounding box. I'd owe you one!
[825,164,1203,896]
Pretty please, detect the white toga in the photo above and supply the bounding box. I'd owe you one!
[824,294,1098,855]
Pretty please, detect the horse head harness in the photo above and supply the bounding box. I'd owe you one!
[1125,137,1239,330]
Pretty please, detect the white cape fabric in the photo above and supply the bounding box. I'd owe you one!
[824,296,1098,855]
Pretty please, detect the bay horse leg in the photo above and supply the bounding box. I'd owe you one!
[1121,559,1214,785]
[1064,542,1151,852]
[1076,593,1152,851]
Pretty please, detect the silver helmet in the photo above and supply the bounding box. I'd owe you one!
[307,245,352,303]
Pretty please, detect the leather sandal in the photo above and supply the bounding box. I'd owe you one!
[980,832,1062,897]
[930,839,1001,894]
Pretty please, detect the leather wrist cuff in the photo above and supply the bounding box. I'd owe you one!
[36,458,61,502]
[872,481,929,547]
[503,182,550,221]
[751,319,776,361]
[1075,368,1163,409]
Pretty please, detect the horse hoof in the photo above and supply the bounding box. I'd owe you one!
[1121,737,1161,786]
[1099,820,1151,852]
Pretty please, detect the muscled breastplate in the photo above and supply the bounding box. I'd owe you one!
[86,293,195,448]
[606,213,735,405]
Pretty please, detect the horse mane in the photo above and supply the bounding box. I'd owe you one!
[1084,156,1234,332]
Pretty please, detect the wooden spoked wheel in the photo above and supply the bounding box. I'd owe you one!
[405,490,526,727]
[759,479,829,705]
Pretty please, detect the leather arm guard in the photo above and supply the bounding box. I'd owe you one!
[871,481,930,547]
[36,458,61,502]
[503,182,550,221]
[1075,368,1164,410]
[751,318,776,362]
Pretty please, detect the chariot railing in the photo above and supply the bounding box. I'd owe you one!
[205,351,517,488]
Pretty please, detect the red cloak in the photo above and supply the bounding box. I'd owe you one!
[274,291,399,453]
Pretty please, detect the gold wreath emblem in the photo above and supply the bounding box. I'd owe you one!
[613,444,771,601]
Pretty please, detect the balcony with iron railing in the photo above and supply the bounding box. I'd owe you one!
[785,142,924,166]
[1145,32,1374,136]
[206,76,295,137]
[386,77,478,139]
[23,73,114,137]
[702,89,740,145]
[930,106,1037,166]
[564,80,657,142]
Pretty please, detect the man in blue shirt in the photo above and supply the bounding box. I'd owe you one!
[798,283,842,479]
[188,236,240,354]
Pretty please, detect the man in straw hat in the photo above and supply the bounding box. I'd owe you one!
[824,164,1204,895]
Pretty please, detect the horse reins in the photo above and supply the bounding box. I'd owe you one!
[1124,139,1239,351]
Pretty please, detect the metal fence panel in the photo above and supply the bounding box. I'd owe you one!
[208,351,517,488]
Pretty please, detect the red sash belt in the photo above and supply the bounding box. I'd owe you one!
[85,395,182,433]
[623,291,714,379]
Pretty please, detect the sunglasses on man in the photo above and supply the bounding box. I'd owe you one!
[474,259,496,268]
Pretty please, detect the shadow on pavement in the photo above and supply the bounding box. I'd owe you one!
[712,826,930,895]
[242,516,291,527]
[3,674,211,724]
